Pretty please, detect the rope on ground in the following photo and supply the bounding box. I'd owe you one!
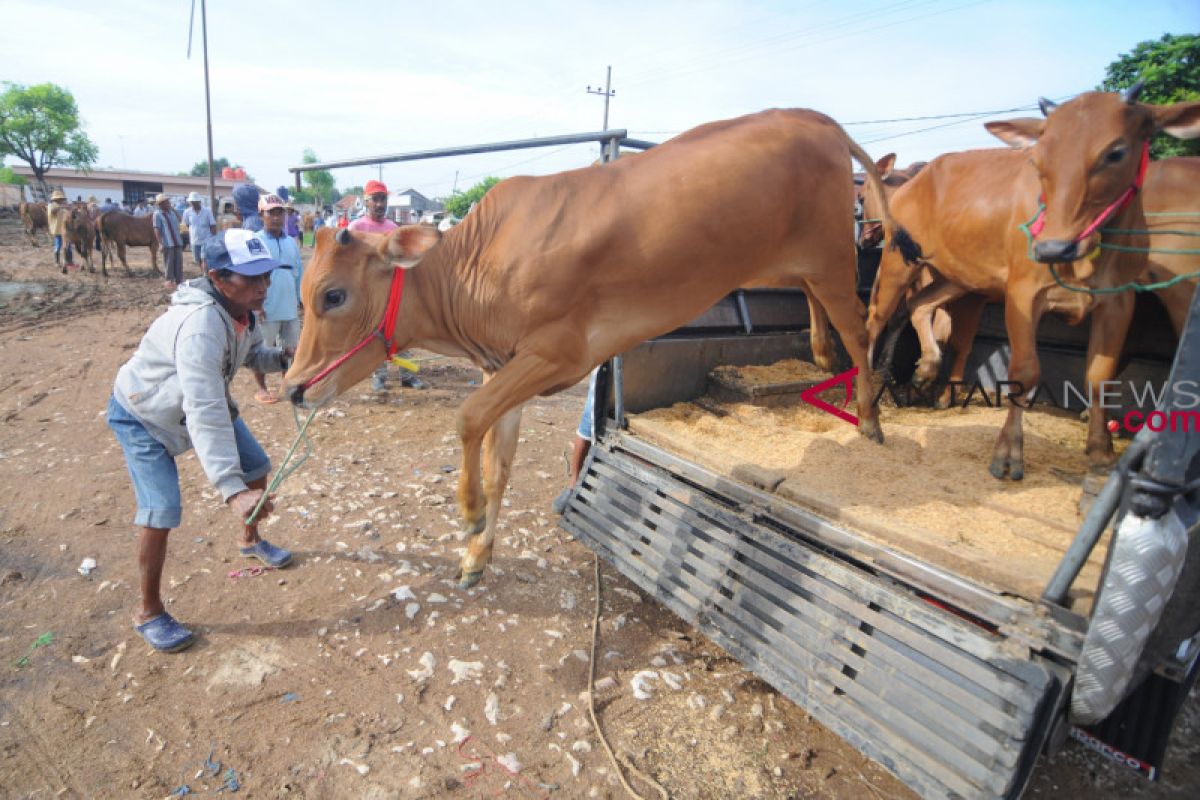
[586,551,670,800]
[245,405,320,525]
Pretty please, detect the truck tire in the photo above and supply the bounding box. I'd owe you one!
[1071,510,1190,725]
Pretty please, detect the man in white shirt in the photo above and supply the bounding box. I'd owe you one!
[182,192,217,268]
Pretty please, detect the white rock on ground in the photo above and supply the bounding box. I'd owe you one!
[447,659,484,684]
[407,651,436,681]
[630,670,659,700]
[485,692,500,725]
[496,753,522,773]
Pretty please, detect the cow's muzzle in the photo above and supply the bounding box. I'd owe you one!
[286,384,306,406]
[1033,239,1079,264]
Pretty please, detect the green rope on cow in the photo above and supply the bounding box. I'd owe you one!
[1018,202,1045,261]
[1047,262,1200,295]
[245,405,319,525]
[1101,228,1200,238]
[1017,202,1200,293]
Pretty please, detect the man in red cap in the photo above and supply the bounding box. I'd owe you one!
[348,179,398,235]
[348,180,428,392]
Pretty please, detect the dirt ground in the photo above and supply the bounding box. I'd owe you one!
[0,218,1196,799]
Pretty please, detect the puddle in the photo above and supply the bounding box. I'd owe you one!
[0,282,46,299]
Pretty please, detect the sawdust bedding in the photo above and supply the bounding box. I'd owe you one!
[628,359,1114,607]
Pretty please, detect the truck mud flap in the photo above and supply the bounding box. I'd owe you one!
[560,444,1071,799]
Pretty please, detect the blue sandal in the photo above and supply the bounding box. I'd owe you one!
[135,612,195,653]
[240,539,293,568]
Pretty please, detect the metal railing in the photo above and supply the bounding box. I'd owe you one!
[288,130,657,188]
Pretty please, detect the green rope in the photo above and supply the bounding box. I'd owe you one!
[1048,262,1200,295]
[1101,228,1200,237]
[1144,211,1200,217]
[1100,243,1200,256]
[245,405,319,525]
[1016,201,1200,292]
[1018,202,1045,261]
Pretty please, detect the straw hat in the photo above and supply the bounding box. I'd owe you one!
[50,189,67,202]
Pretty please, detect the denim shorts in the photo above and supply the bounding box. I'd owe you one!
[577,369,598,440]
[106,395,271,529]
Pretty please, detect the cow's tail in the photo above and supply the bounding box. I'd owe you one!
[845,134,922,266]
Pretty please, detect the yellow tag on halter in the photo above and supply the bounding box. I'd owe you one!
[1084,244,1102,261]
[390,356,419,372]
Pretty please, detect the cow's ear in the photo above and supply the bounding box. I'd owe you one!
[984,117,1045,148]
[876,153,896,178]
[382,224,442,270]
[1150,99,1200,140]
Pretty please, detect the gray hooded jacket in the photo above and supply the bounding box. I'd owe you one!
[113,278,286,500]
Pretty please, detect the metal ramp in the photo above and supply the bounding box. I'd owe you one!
[560,441,1071,799]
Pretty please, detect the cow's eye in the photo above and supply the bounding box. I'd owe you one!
[323,289,345,309]
[1104,146,1127,166]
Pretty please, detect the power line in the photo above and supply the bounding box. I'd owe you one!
[841,106,1039,125]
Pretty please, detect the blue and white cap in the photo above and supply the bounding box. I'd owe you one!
[205,228,280,276]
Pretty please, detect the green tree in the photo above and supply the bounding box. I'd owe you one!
[444,176,501,218]
[1099,33,1200,158]
[301,148,336,206]
[190,156,231,177]
[0,82,98,196]
[0,165,25,185]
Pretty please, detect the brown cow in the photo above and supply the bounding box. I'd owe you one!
[98,211,160,275]
[64,207,97,275]
[283,108,919,587]
[867,86,1200,480]
[18,201,48,246]
[870,156,1199,413]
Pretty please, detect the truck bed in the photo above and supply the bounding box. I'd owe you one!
[626,359,1114,610]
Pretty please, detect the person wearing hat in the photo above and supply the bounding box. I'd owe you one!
[346,180,428,392]
[47,189,76,270]
[106,228,296,653]
[182,192,217,269]
[152,194,185,289]
[283,199,302,247]
[250,193,303,404]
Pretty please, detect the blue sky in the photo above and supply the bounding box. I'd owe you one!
[2,0,1197,199]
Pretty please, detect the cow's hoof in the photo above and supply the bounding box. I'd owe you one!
[859,419,884,444]
[987,457,1024,481]
[458,570,484,590]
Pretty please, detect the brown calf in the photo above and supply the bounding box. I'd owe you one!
[883,156,1199,413]
[284,108,919,587]
[867,87,1200,480]
[18,202,48,246]
[64,207,98,275]
[97,211,160,275]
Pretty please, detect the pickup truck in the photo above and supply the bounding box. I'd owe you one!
[557,247,1200,798]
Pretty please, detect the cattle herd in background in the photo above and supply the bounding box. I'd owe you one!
[15,197,161,277]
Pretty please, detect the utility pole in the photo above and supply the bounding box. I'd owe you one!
[586,65,615,131]
[189,0,217,209]
[587,66,616,163]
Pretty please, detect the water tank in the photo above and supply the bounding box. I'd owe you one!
[221,167,235,179]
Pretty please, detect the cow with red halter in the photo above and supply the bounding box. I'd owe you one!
[866,83,1200,480]
[282,108,919,587]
